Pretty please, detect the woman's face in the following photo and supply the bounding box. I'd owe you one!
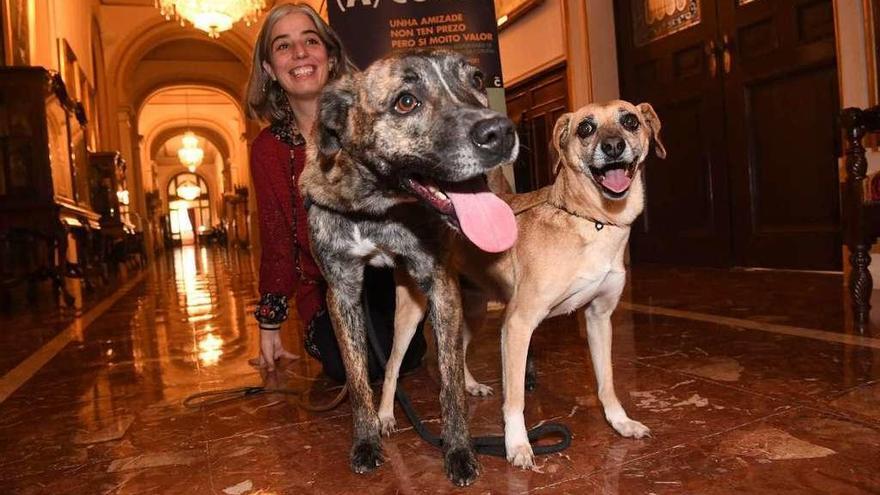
[262,12,331,104]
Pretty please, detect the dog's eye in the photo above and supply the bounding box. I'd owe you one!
[621,113,640,132]
[576,120,596,138]
[394,93,420,114]
[472,71,485,91]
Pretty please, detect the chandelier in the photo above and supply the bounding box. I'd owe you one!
[178,131,204,172]
[176,180,202,201]
[156,0,267,39]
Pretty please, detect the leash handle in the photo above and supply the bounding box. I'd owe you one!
[183,386,267,409]
[183,384,348,412]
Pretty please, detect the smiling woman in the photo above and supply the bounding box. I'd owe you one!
[243,3,356,372]
[245,3,356,126]
[242,2,426,383]
[260,13,331,118]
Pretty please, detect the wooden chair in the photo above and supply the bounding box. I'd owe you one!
[841,105,880,330]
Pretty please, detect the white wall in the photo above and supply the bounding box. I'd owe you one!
[496,0,622,105]
[53,0,95,80]
[498,0,566,85]
[31,0,52,68]
[585,0,620,102]
[28,0,95,84]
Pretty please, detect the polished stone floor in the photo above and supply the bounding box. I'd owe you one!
[1,246,879,494]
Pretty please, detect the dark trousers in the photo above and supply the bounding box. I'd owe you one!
[308,267,427,383]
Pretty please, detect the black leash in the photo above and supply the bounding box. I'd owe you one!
[362,293,572,458]
[183,380,348,412]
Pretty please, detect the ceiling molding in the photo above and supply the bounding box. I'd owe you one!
[109,20,251,103]
[149,125,232,161]
[100,0,154,6]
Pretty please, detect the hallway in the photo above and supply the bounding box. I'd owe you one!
[1,246,879,494]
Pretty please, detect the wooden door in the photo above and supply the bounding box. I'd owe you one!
[720,0,840,269]
[506,64,569,192]
[616,0,733,266]
[616,0,841,269]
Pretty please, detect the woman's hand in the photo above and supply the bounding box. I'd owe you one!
[249,329,299,371]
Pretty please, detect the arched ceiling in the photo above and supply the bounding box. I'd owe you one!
[140,85,242,123]
[142,38,240,62]
[150,125,230,161]
[139,86,242,176]
[108,21,250,110]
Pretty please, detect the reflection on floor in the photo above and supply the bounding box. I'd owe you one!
[1,246,878,494]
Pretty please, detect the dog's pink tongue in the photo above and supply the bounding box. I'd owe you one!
[601,169,632,193]
[446,180,517,253]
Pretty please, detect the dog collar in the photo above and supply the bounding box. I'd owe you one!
[548,201,620,231]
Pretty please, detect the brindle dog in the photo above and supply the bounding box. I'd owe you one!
[299,51,519,486]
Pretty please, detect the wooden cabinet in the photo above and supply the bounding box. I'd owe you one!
[0,67,98,225]
[0,67,102,303]
[89,150,143,266]
[89,151,132,232]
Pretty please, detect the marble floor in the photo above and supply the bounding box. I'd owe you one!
[1,246,879,494]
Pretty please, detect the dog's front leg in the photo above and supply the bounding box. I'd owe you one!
[378,268,427,435]
[421,267,480,486]
[501,300,544,469]
[461,288,493,396]
[585,280,651,439]
[325,275,385,473]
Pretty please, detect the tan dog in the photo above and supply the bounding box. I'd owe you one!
[378,100,666,468]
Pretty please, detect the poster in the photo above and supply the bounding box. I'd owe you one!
[329,0,504,89]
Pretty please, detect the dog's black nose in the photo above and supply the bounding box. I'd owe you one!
[471,117,515,157]
[601,137,626,159]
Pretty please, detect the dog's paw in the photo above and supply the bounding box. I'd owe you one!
[350,439,384,474]
[445,447,480,486]
[378,414,396,436]
[506,443,535,469]
[612,418,652,439]
[466,381,494,397]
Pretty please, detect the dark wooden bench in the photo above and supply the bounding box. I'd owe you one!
[841,105,880,330]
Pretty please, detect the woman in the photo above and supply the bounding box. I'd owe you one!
[244,3,425,379]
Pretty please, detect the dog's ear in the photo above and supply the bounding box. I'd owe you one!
[637,103,666,159]
[551,113,573,175]
[317,75,356,157]
[552,112,572,153]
